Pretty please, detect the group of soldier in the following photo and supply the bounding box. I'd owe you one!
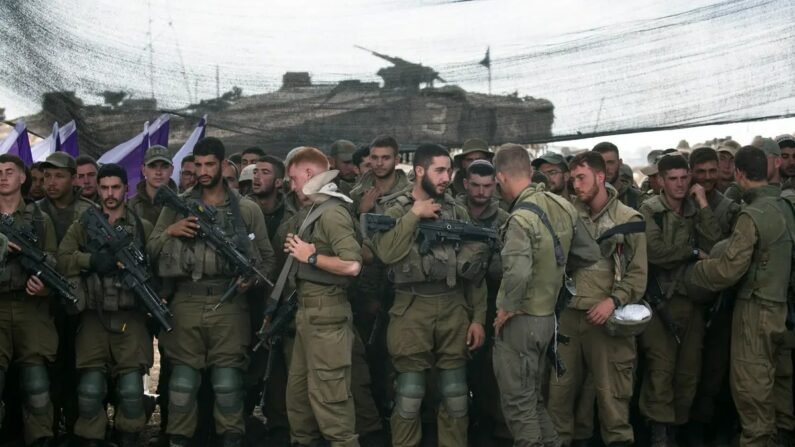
[0,130,792,447]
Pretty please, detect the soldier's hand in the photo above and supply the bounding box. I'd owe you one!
[25,275,48,297]
[493,309,515,337]
[689,184,708,209]
[167,216,200,238]
[697,249,709,260]
[237,276,255,293]
[359,187,380,214]
[284,234,316,263]
[466,322,485,350]
[410,199,442,219]
[586,298,615,326]
[7,241,20,253]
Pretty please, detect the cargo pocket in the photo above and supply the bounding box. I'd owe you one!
[315,367,350,403]
[611,360,634,399]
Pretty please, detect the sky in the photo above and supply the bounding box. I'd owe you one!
[1,0,793,161]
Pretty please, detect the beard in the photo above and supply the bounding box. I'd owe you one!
[576,178,599,204]
[374,166,395,180]
[103,197,122,210]
[203,169,222,188]
[421,175,445,199]
[254,180,276,197]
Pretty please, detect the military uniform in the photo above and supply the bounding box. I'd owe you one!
[277,187,362,447]
[638,194,722,433]
[0,200,59,445]
[493,184,580,447]
[37,186,96,244]
[128,180,178,226]
[686,185,795,447]
[613,181,642,210]
[57,207,154,445]
[371,189,488,447]
[548,186,648,445]
[147,186,275,442]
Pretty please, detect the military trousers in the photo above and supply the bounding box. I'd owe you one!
[690,296,734,424]
[160,287,251,437]
[0,296,58,444]
[547,308,636,445]
[73,310,152,440]
[285,294,358,447]
[387,289,471,447]
[493,314,557,447]
[639,295,705,425]
[730,298,794,447]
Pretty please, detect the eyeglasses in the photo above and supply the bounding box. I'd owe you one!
[541,169,563,176]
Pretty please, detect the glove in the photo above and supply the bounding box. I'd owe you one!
[90,251,118,275]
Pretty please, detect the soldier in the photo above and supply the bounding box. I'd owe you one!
[129,145,176,225]
[640,159,663,203]
[263,147,362,446]
[178,155,196,193]
[240,147,266,169]
[350,135,410,216]
[450,138,493,197]
[370,143,487,447]
[238,165,255,196]
[592,142,641,209]
[547,151,648,447]
[531,152,572,199]
[250,155,289,245]
[776,134,795,192]
[28,162,46,201]
[328,140,359,195]
[222,160,240,190]
[38,152,97,243]
[716,143,739,197]
[638,154,722,446]
[75,156,99,203]
[491,144,584,447]
[0,154,59,447]
[353,146,372,179]
[147,137,275,447]
[685,145,795,447]
[57,164,154,447]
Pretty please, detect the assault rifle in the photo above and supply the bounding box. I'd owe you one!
[253,290,298,408]
[154,186,273,310]
[361,213,499,254]
[0,213,77,306]
[82,207,174,332]
[548,275,574,378]
[645,267,682,344]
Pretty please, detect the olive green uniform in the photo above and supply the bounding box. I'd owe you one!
[614,181,642,210]
[371,190,488,447]
[128,180,178,226]
[0,199,59,445]
[548,186,648,445]
[493,184,580,447]
[638,194,722,426]
[147,186,275,439]
[57,208,154,441]
[280,197,362,447]
[686,185,795,447]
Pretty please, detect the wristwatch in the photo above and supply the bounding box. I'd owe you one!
[307,253,318,266]
[691,248,700,260]
[610,295,621,309]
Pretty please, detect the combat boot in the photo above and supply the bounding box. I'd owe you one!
[650,423,668,447]
[168,435,189,447]
[221,432,244,447]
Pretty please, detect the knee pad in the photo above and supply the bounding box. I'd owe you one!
[211,367,243,415]
[394,371,425,420]
[77,369,107,419]
[439,367,468,418]
[21,365,51,415]
[117,371,144,419]
[169,365,200,414]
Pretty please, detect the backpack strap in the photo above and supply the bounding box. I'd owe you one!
[512,202,566,266]
[596,221,646,243]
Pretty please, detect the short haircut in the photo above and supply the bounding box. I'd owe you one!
[0,154,26,171]
[569,151,606,173]
[465,160,495,179]
[31,161,44,172]
[370,135,399,155]
[97,163,128,185]
[532,170,550,188]
[258,155,285,179]
[226,160,239,178]
[657,154,689,177]
[181,154,195,167]
[228,152,242,165]
[242,146,266,157]
[493,143,532,178]
[286,147,329,171]
[75,155,98,169]
[194,137,226,161]
[353,146,370,167]
[592,141,619,157]
[734,146,768,181]
[689,147,718,168]
[413,144,450,170]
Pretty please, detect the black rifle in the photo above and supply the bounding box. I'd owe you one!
[548,275,574,378]
[0,213,77,306]
[361,213,499,255]
[82,207,174,332]
[154,186,273,310]
[253,290,298,408]
[646,267,682,344]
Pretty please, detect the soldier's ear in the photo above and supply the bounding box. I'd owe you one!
[415,165,425,179]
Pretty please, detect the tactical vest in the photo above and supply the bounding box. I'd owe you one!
[80,210,147,312]
[0,203,47,294]
[735,193,794,303]
[388,194,491,287]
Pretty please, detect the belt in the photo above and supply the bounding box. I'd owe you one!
[396,282,461,296]
[300,294,348,309]
[176,280,234,297]
[0,290,32,301]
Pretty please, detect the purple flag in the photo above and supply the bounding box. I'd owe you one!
[31,122,60,162]
[58,121,78,157]
[148,114,170,148]
[171,115,207,184]
[0,120,33,166]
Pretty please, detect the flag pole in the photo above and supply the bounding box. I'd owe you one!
[480,47,492,95]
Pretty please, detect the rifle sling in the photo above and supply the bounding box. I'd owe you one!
[512,202,566,266]
[596,221,646,243]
